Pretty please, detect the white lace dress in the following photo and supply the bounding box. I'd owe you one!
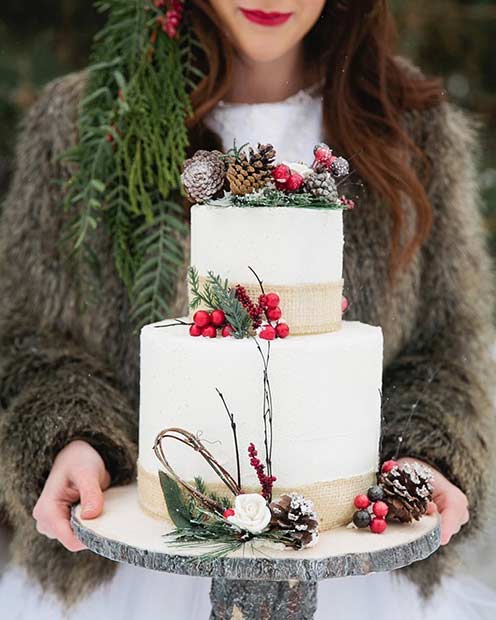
[1,87,495,620]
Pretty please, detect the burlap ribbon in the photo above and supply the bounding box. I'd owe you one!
[189,278,344,336]
[138,463,376,531]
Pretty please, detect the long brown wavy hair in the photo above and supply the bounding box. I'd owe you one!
[186,0,444,274]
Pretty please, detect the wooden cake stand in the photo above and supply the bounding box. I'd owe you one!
[71,483,440,620]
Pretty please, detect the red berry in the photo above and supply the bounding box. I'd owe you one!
[106,133,114,143]
[313,142,330,156]
[193,310,211,328]
[370,517,387,534]
[341,296,349,313]
[286,172,304,192]
[202,325,217,338]
[373,501,389,518]
[381,460,399,473]
[189,324,203,337]
[223,508,235,519]
[271,164,292,184]
[265,293,280,309]
[354,494,371,510]
[211,309,226,327]
[259,325,276,341]
[258,294,268,309]
[267,306,282,321]
[276,323,290,338]
[221,325,233,338]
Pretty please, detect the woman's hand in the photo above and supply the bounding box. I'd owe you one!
[32,440,111,552]
[397,457,470,546]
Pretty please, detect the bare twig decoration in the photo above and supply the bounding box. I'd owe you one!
[153,428,242,513]
[216,388,242,489]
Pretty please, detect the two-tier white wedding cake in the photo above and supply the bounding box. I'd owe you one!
[137,142,384,534]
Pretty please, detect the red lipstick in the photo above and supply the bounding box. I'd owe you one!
[240,8,293,27]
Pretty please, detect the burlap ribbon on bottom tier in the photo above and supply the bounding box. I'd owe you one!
[137,463,376,531]
[190,278,344,336]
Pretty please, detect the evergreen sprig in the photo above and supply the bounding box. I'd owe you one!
[205,271,252,339]
[212,187,347,210]
[62,0,204,328]
[187,266,218,310]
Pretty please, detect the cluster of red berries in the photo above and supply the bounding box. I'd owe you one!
[352,460,398,534]
[312,143,337,170]
[235,287,290,341]
[235,285,264,329]
[257,292,289,340]
[271,164,305,193]
[189,309,232,338]
[154,0,184,38]
[248,443,277,499]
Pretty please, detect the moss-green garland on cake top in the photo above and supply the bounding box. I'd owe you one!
[63,0,203,328]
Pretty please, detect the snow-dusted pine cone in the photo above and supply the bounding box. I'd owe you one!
[330,156,350,178]
[270,493,319,549]
[304,170,339,203]
[379,462,434,523]
[181,150,226,202]
[226,143,276,195]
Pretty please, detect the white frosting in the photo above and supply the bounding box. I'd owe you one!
[190,205,343,284]
[139,321,383,489]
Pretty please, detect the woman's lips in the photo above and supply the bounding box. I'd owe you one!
[240,8,293,27]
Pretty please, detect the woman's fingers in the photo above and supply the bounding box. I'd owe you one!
[33,494,86,552]
[438,491,470,545]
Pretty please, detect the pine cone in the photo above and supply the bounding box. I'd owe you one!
[269,493,319,549]
[379,462,434,523]
[226,143,276,195]
[181,150,226,203]
[304,170,339,203]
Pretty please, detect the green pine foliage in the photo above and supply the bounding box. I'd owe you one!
[63,0,203,327]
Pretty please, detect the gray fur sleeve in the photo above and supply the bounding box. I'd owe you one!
[0,73,137,522]
[381,103,496,539]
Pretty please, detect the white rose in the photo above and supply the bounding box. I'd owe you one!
[281,161,313,179]
[227,494,272,534]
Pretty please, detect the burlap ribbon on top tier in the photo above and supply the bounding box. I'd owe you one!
[137,463,376,531]
[189,278,344,336]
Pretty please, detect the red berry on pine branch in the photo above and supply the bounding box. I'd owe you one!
[189,324,203,337]
[267,306,282,322]
[354,494,371,510]
[211,309,226,327]
[372,501,389,518]
[193,310,211,328]
[202,325,217,338]
[221,325,233,338]
[286,172,304,192]
[275,323,290,338]
[259,325,277,341]
[223,508,235,519]
[271,164,292,187]
[370,517,387,534]
[265,293,280,309]
[381,460,399,473]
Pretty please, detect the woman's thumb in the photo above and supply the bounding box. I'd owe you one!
[77,474,105,519]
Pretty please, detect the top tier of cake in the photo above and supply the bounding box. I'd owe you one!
[190,205,344,335]
[191,204,343,283]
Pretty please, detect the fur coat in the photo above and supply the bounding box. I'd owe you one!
[0,66,494,606]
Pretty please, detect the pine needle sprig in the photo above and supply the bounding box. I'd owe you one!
[61,0,205,328]
[205,271,252,339]
[187,266,218,310]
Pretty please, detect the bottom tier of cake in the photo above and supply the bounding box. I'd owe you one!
[138,320,383,530]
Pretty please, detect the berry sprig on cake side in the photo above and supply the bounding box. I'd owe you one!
[186,266,290,340]
[181,141,356,210]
